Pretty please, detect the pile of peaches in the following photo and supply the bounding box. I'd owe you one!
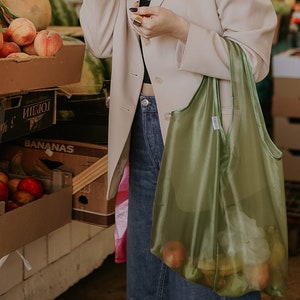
[0,17,63,59]
[0,171,44,213]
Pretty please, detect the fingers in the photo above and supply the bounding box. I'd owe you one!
[133,15,143,27]
[128,6,162,38]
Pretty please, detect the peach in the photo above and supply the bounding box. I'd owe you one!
[8,17,36,46]
[0,41,21,58]
[0,32,3,50]
[2,27,11,42]
[22,41,37,55]
[34,29,63,57]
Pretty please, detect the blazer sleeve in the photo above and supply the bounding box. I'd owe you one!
[79,0,120,58]
[178,0,277,82]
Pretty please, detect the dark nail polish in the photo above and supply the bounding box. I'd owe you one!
[129,7,138,12]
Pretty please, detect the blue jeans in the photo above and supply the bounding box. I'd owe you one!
[127,95,261,300]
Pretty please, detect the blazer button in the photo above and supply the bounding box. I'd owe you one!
[143,38,150,46]
[164,112,171,120]
[154,76,163,84]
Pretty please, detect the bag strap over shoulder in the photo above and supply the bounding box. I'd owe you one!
[225,40,282,160]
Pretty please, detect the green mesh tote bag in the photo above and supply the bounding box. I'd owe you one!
[150,40,288,298]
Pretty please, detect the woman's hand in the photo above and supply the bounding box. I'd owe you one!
[129,6,189,42]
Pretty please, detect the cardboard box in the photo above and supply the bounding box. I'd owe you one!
[0,41,85,95]
[32,92,109,145]
[272,48,300,78]
[282,149,300,182]
[0,89,56,143]
[274,117,300,149]
[272,78,300,117]
[0,139,115,226]
[0,172,72,258]
[273,78,300,98]
[34,123,108,145]
[0,201,4,216]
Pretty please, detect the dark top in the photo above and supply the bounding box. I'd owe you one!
[140,0,151,6]
[139,0,151,83]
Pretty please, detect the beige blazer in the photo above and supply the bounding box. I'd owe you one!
[80,0,277,199]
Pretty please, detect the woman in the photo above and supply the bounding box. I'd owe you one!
[80,1,277,299]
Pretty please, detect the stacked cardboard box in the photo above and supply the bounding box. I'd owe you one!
[0,41,85,258]
[0,138,115,227]
[272,49,300,181]
[0,41,85,143]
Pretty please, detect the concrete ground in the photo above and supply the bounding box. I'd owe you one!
[55,254,126,300]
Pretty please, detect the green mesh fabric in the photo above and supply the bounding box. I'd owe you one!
[150,40,288,298]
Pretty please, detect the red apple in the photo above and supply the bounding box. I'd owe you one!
[18,177,44,199]
[8,17,36,46]
[162,240,186,269]
[5,200,19,212]
[12,190,35,205]
[0,180,8,201]
[34,29,63,57]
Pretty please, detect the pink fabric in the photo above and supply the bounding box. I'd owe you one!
[114,164,129,263]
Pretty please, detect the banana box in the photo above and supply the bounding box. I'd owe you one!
[0,138,115,227]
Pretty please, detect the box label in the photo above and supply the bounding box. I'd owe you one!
[0,90,56,143]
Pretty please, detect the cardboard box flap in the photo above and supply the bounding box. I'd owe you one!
[72,154,108,194]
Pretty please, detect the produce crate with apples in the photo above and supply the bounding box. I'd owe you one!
[0,138,116,226]
[0,170,72,258]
